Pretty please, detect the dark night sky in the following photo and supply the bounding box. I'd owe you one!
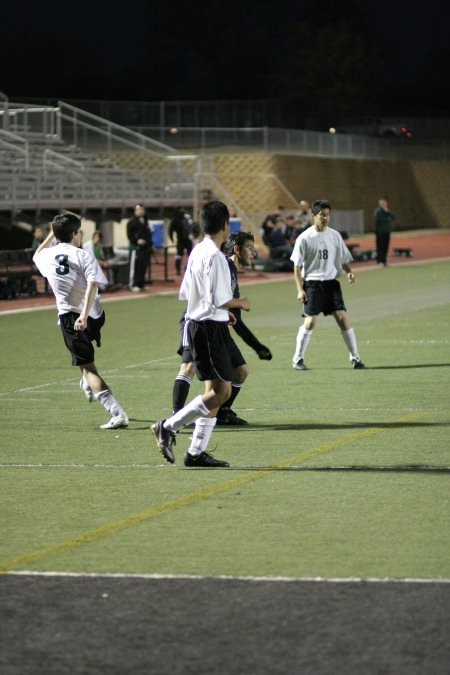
[1,0,449,115]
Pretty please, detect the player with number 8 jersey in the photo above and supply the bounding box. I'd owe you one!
[290,199,366,370]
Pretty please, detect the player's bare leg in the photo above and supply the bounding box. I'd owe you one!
[80,362,128,428]
[333,311,365,368]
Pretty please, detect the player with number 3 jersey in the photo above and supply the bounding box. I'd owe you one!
[33,213,128,429]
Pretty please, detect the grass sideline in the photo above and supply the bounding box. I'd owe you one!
[0,260,449,579]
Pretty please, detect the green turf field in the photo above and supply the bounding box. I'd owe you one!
[1,260,449,579]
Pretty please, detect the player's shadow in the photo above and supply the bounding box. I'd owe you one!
[125,418,152,431]
[368,362,450,370]
[126,419,449,432]
[216,420,450,432]
[220,464,450,474]
[127,419,196,431]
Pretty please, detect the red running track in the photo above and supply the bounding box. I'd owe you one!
[1,229,449,313]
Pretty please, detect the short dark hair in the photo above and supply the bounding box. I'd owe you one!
[223,231,254,256]
[311,199,332,215]
[200,201,229,234]
[52,213,81,243]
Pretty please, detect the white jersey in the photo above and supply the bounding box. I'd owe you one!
[34,243,107,318]
[179,237,232,321]
[290,226,352,281]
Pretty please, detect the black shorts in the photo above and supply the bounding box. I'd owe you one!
[187,319,236,382]
[177,312,191,362]
[178,329,245,371]
[303,279,347,317]
[176,238,193,257]
[59,311,106,366]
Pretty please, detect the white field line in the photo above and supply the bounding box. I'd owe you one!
[0,398,51,402]
[6,570,450,584]
[0,355,177,397]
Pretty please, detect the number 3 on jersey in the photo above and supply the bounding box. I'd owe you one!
[318,249,328,260]
[55,254,70,275]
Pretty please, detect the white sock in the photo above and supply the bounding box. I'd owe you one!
[293,327,312,363]
[81,375,91,392]
[176,375,192,385]
[164,395,210,432]
[187,417,217,456]
[341,328,359,359]
[94,389,124,417]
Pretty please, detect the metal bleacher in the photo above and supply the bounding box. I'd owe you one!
[0,96,201,216]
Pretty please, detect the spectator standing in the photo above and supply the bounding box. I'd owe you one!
[84,230,110,290]
[296,200,313,232]
[127,204,154,291]
[31,226,45,252]
[374,198,396,266]
[169,207,196,275]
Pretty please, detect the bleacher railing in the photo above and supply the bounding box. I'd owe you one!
[131,125,450,160]
[0,100,204,214]
[0,129,29,170]
[57,102,176,156]
[0,105,59,137]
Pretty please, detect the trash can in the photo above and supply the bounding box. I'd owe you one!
[149,220,164,247]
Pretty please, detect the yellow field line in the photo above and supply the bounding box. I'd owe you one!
[0,412,423,572]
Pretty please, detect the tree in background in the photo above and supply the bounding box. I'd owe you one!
[269,0,391,126]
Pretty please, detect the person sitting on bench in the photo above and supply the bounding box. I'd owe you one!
[269,217,294,259]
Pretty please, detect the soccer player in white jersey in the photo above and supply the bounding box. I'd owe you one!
[33,213,128,429]
[151,201,239,467]
[290,199,365,370]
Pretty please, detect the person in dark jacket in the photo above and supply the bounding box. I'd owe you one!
[127,204,154,291]
[169,207,197,275]
[171,231,272,425]
[374,198,396,266]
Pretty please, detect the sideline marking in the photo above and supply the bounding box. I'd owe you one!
[0,411,424,573]
[6,570,450,584]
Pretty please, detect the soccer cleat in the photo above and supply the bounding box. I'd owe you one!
[80,378,94,403]
[216,407,248,426]
[184,451,230,468]
[100,411,129,429]
[351,357,366,369]
[293,358,307,370]
[151,419,176,464]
